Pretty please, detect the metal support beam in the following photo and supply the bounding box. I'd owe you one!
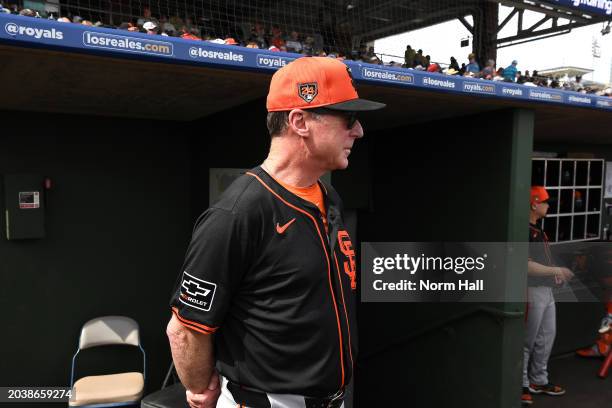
[526,15,551,32]
[497,8,518,33]
[492,0,596,48]
[495,0,592,24]
[497,29,572,48]
[498,20,578,42]
[458,16,474,34]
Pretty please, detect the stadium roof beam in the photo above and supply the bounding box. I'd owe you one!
[458,16,474,34]
[495,12,589,46]
[490,0,605,47]
[495,0,593,23]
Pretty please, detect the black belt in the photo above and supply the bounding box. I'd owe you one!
[227,380,344,408]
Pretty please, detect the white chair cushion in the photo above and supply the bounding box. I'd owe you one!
[69,372,144,406]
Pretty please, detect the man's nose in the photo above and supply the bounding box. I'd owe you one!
[351,120,364,139]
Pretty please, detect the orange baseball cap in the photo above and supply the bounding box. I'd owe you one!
[531,186,549,204]
[266,57,386,112]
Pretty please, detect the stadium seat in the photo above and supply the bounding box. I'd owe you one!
[69,316,146,407]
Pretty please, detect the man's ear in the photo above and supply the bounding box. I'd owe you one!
[288,109,311,138]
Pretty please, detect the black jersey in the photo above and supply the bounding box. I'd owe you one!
[528,223,555,287]
[170,166,357,397]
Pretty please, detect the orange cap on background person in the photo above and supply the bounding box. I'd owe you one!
[266,57,386,112]
[530,186,549,204]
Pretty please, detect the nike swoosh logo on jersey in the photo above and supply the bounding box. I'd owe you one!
[276,218,296,234]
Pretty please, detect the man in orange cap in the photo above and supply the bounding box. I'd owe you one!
[521,186,574,405]
[167,57,384,408]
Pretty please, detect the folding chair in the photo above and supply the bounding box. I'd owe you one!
[141,362,188,408]
[69,316,146,407]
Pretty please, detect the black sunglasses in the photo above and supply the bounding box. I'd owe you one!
[308,108,358,130]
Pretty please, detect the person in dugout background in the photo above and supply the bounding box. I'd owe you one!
[575,242,612,367]
[522,186,575,406]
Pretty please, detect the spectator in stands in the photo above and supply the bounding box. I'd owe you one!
[249,23,267,49]
[459,63,466,76]
[550,77,560,89]
[481,59,496,80]
[181,27,202,40]
[72,15,83,24]
[225,37,239,46]
[285,31,303,53]
[184,17,195,30]
[427,63,441,73]
[365,46,376,60]
[302,36,314,55]
[246,41,259,48]
[523,75,538,87]
[19,8,36,17]
[160,17,177,36]
[493,67,505,81]
[465,53,480,76]
[570,75,584,92]
[169,15,184,31]
[57,17,70,22]
[415,49,425,67]
[449,56,460,71]
[82,20,94,26]
[404,45,416,68]
[503,60,518,82]
[143,21,159,35]
[425,55,431,69]
[163,27,177,37]
[270,26,285,49]
[0,3,11,14]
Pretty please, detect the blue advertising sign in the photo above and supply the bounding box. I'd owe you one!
[0,13,610,112]
[543,0,612,17]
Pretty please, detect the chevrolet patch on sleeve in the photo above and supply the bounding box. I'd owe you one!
[179,271,217,312]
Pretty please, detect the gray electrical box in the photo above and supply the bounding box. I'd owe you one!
[3,174,46,240]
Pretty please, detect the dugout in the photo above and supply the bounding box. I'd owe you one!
[1,7,611,408]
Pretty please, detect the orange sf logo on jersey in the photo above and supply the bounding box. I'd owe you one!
[338,230,356,290]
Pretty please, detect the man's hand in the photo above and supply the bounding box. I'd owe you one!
[186,370,221,408]
[556,267,574,283]
[167,314,217,407]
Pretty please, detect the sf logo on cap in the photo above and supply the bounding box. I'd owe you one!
[298,82,318,103]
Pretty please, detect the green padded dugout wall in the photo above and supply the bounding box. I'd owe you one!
[336,109,534,408]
